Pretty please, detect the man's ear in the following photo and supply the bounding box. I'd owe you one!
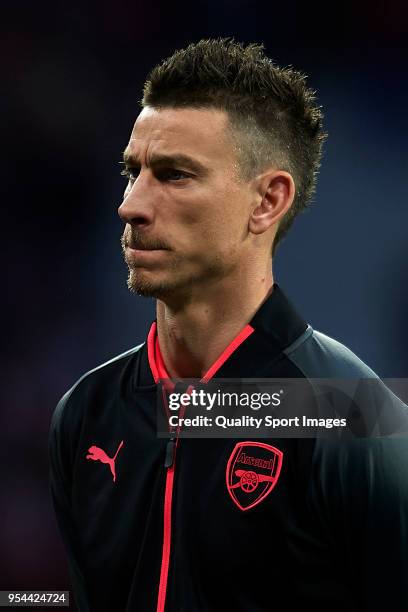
[248,170,295,236]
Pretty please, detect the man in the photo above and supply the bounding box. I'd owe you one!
[49,39,408,611]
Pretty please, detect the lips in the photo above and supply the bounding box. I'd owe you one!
[122,231,169,251]
[127,240,168,251]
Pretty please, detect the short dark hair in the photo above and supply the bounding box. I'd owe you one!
[142,38,328,255]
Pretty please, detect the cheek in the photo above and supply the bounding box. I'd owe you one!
[169,183,247,246]
[206,186,248,240]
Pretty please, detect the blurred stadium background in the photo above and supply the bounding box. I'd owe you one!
[2,0,408,608]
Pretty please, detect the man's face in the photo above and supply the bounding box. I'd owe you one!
[118,106,254,300]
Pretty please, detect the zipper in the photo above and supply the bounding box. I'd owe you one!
[156,384,188,612]
[164,434,177,469]
[154,324,255,611]
[156,437,178,612]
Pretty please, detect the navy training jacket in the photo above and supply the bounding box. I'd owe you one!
[48,284,408,611]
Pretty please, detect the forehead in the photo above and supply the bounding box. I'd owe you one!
[128,106,235,164]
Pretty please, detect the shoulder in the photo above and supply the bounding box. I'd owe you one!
[285,325,378,378]
[49,342,145,439]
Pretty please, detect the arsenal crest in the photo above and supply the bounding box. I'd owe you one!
[226,441,283,511]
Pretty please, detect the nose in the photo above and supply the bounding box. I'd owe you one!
[117,175,154,227]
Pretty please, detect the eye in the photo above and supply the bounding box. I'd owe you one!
[156,168,190,182]
[119,165,191,183]
[120,167,140,182]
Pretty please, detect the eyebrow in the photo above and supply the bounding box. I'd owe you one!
[122,149,209,176]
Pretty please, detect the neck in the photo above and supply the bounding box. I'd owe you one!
[156,269,274,379]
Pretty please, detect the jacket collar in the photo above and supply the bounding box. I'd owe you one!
[141,283,308,385]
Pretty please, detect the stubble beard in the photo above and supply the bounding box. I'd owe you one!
[121,233,234,300]
[125,253,232,301]
[126,265,182,299]
[121,231,180,298]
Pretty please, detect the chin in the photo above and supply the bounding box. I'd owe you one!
[127,270,180,299]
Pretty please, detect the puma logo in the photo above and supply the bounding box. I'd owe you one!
[86,440,124,482]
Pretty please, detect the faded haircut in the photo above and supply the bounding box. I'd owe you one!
[142,38,328,254]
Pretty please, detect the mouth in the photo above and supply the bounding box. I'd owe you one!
[124,245,169,265]
[127,246,167,252]
[126,241,169,252]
